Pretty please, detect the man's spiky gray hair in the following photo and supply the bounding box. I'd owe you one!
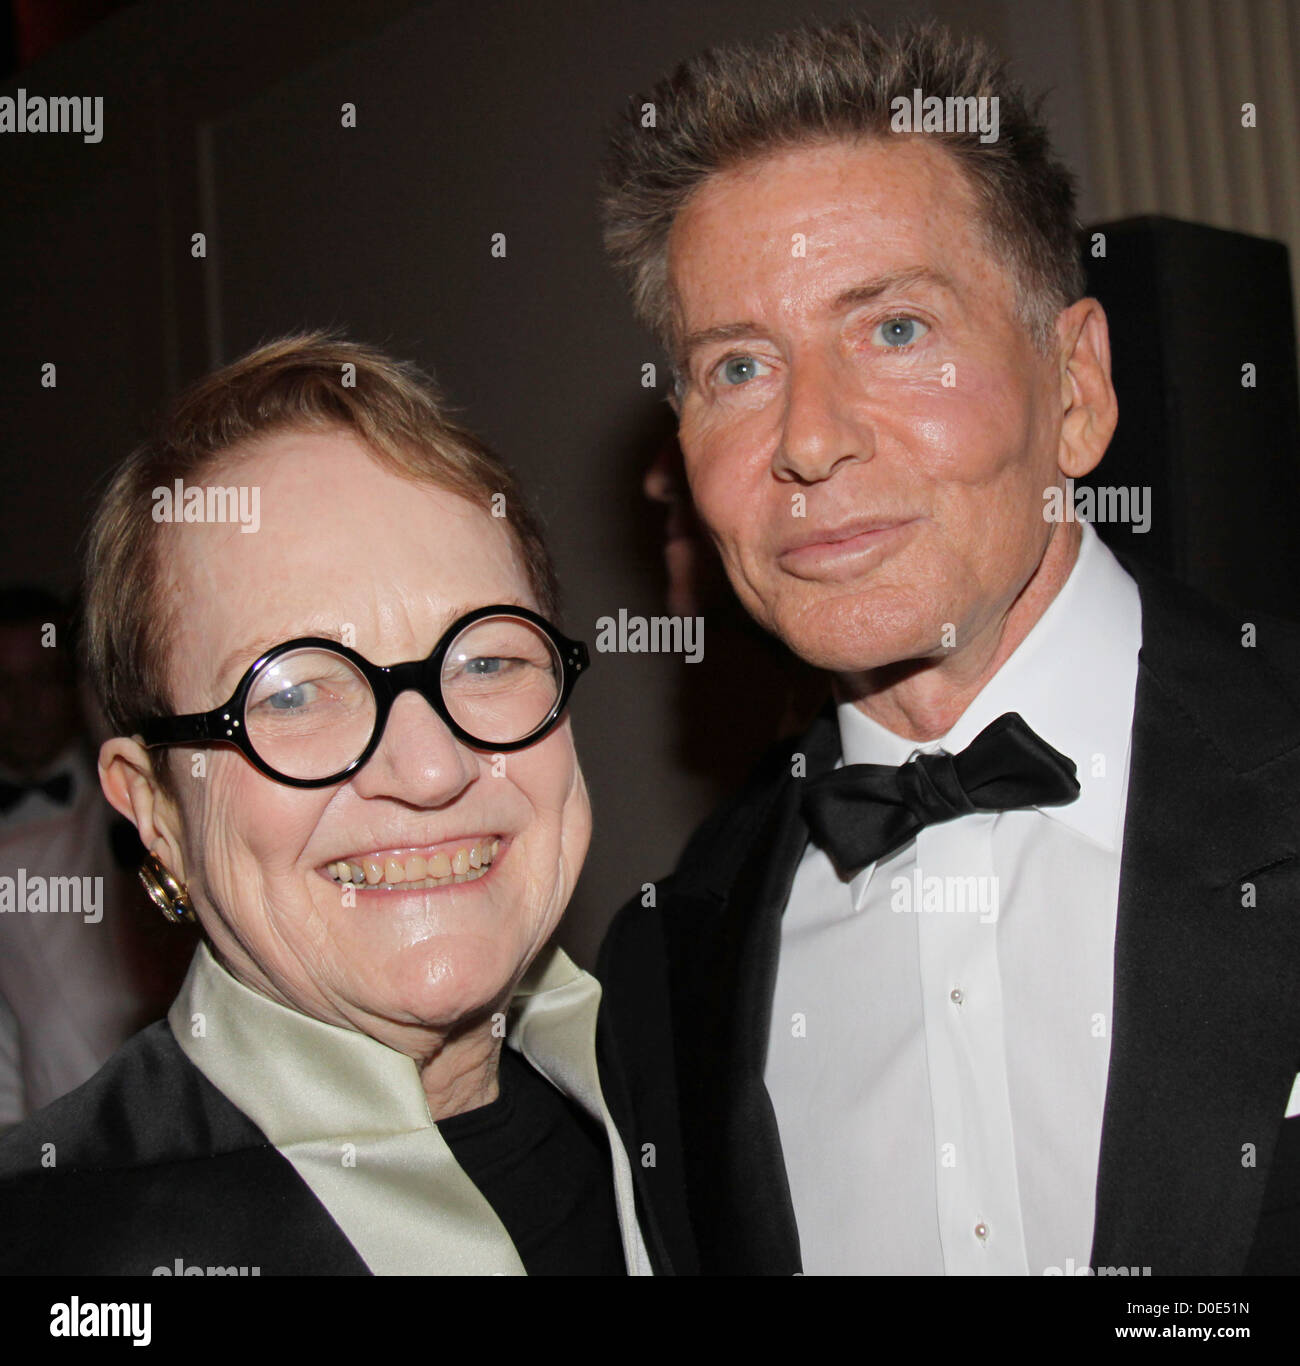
[599,18,1085,358]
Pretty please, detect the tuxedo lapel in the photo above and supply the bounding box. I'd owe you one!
[673,708,840,1273]
[593,952,700,1274]
[1092,565,1300,1274]
[711,769,808,1271]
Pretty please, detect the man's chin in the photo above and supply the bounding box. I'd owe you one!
[764,588,944,676]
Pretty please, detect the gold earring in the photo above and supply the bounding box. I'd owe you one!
[139,852,196,925]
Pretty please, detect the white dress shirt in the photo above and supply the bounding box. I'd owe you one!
[765,522,1143,1275]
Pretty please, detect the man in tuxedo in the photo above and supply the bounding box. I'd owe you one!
[0,586,170,1130]
[595,18,1300,1274]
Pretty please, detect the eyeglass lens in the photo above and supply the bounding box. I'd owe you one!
[242,615,564,780]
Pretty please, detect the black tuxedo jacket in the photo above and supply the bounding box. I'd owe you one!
[597,557,1300,1275]
[0,1019,698,1275]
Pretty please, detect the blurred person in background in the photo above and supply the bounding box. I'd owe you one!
[0,585,180,1132]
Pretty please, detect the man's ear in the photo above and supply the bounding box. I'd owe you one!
[1056,297,1118,480]
[98,737,188,882]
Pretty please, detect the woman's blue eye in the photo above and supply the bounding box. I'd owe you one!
[874,317,928,348]
[464,657,504,676]
[268,684,311,711]
[719,355,769,386]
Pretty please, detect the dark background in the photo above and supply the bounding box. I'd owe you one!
[2,0,1297,962]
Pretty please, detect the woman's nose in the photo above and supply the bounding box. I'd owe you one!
[348,689,477,806]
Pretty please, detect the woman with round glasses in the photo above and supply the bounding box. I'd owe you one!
[0,334,691,1276]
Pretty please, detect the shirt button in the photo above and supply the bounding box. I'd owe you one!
[950,987,964,1004]
[974,1222,989,1241]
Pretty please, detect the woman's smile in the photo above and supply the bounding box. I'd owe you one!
[321,836,505,892]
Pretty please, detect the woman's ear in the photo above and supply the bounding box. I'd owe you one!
[99,737,188,882]
[1056,297,1119,480]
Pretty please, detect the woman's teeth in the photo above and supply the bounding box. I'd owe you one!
[328,839,500,890]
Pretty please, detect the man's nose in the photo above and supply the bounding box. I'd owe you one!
[348,689,477,807]
[773,353,872,482]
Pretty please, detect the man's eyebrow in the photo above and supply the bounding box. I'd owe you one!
[677,320,765,364]
[830,266,957,311]
[676,267,957,366]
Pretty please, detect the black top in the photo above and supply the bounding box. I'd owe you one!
[0,1020,696,1276]
[437,1045,627,1275]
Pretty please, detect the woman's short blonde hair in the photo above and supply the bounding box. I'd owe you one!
[82,332,560,740]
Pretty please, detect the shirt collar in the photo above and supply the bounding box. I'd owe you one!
[168,940,653,1275]
[836,522,1142,852]
[169,938,609,1144]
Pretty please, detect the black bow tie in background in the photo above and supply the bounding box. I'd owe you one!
[0,770,74,816]
[800,711,1080,876]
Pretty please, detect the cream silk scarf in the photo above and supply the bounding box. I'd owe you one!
[169,941,652,1275]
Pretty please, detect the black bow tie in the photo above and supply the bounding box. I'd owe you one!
[0,770,74,815]
[800,711,1079,875]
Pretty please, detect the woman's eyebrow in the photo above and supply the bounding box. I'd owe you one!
[217,601,538,682]
[436,599,533,627]
[217,625,345,681]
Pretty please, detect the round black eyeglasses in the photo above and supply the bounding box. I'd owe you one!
[137,605,589,788]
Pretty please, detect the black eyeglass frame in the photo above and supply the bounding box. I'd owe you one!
[136,604,590,788]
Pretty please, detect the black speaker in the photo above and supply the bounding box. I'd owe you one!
[1081,215,1300,620]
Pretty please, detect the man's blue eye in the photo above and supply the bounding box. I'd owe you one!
[719,356,767,385]
[874,317,928,348]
